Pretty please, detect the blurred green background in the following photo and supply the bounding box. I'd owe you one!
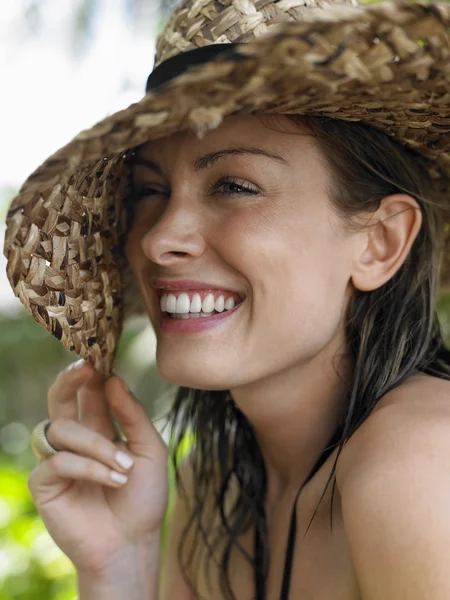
[1,0,450,599]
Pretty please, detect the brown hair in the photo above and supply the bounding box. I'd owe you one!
[167,114,450,600]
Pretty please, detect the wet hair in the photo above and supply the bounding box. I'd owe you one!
[163,115,450,599]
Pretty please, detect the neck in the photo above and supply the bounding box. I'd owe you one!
[229,336,352,507]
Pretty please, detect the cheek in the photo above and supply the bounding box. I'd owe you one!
[125,205,155,253]
[238,212,347,333]
[225,205,332,282]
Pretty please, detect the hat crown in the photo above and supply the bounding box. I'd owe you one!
[155,0,359,66]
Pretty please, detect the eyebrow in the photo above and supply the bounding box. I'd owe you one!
[130,146,289,176]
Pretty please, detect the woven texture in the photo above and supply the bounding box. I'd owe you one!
[3,0,450,374]
[155,0,359,65]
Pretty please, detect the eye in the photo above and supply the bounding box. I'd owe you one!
[132,176,260,203]
[210,176,259,197]
[133,184,169,202]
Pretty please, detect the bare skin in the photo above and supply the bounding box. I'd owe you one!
[29,113,439,599]
[27,363,168,597]
[28,365,449,599]
[190,443,360,600]
[126,113,422,503]
[124,113,427,598]
[168,373,450,600]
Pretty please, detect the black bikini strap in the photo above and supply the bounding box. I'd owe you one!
[253,469,315,600]
[254,425,342,600]
[279,476,308,599]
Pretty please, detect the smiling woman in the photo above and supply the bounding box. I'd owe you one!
[4,0,450,599]
[121,110,450,599]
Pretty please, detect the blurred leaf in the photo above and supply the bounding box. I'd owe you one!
[0,465,32,518]
[0,454,77,599]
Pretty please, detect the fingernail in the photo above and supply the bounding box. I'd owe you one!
[114,450,134,470]
[110,471,128,485]
[67,359,85,371]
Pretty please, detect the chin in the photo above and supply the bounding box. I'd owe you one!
[156,359,234,391]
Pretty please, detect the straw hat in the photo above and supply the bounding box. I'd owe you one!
[3,0,450,375]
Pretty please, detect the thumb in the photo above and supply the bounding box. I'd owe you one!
[105,376,167,459]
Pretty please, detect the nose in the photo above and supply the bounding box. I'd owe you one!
[139,202,206,266]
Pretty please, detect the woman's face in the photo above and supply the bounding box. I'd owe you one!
[125,115,359,389]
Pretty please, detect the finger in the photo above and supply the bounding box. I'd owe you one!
[45,418,135,474]
[28,451,130,500]
[104,376,167,459]
[78,370,120,441]
[47,360,95,421]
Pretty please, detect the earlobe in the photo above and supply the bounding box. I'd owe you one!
[351,194,422,293]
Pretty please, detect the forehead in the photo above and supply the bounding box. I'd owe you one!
[133,114,319,163]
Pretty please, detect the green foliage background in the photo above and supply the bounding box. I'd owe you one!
[0,311,180,600]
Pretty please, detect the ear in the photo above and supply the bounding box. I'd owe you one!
[351,194,422,292]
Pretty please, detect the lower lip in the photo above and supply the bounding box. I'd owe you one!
[159,301,244,334]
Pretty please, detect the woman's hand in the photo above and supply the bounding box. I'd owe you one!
[27,360,169,577]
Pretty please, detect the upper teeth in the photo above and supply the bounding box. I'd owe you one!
[161,292,236,314]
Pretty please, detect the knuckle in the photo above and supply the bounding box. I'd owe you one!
[49,417,72,438]
[84,459,101,479]
[119,409,139,428]
[91,435,107,457]
[51,451,69,473]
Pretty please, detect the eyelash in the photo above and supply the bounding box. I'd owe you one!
[211,176,259,197]
[134,176,259,201]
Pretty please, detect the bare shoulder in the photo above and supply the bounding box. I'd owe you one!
[335,371,450,489]
[335,372,450,599]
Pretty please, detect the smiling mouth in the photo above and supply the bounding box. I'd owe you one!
[167,312,216,319]
[157,286,245,318]
[164,300,243,319]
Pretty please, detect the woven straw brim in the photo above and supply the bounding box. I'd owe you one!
[4,1,450,375]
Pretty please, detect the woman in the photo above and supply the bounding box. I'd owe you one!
[4,0,450,598]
